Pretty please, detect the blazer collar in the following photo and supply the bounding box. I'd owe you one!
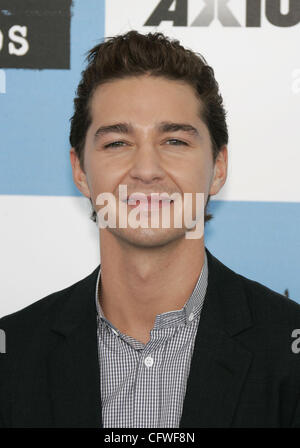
[51,247,253,338]
[203,247,253,337]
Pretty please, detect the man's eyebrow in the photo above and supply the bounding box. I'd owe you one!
[94,123,133,140]
[158,121,200,137]
[94,121,201,141]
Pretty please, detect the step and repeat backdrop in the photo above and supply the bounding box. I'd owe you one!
[0,0,299,317]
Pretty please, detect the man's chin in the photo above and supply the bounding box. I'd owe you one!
[107,226,187,248]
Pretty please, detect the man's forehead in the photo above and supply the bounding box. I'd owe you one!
[90,75,201,105]
[88,76,206,133]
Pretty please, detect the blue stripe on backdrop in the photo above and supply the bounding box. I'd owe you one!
[206,200,300,303]
[0,0,105,196]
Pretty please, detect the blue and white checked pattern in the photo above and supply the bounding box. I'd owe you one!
[95,250,208,428]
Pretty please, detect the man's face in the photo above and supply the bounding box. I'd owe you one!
[70,74,227,248]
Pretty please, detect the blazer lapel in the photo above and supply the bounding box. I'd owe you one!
[48,266,102,428]
[180,248,254,428]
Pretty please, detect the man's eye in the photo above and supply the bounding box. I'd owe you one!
[166,139,187,146]
[103,139,187,149]
[103,141,126,149]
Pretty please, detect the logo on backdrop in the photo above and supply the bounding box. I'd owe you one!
[145,0,300,27]
[0,0,72,69]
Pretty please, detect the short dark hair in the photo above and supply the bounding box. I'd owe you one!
[69,30,228,223]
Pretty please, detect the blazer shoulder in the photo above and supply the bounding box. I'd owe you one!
[0,265,100,335]
[0,265,99,427]
[236,269,300,325]
[206,249,300,326]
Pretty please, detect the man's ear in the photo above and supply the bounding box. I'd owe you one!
[69,148,91,198]
[209,145,228,196]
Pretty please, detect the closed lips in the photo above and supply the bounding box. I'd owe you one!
[126,195,174,205]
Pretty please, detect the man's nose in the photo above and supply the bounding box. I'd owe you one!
[128,142,165,184]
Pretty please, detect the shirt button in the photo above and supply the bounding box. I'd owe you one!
[144,356,154,367]
[188,312,194,322]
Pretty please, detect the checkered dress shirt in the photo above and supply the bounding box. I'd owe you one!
[95,250,208,428]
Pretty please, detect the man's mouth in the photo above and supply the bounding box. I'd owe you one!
[123,195,174,210]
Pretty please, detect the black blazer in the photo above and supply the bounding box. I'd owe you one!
[1,247,300,428]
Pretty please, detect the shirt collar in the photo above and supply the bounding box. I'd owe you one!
[95,249,208,330]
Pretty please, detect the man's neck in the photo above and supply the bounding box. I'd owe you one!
[98,230,205,343]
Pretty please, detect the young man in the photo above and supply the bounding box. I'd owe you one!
[0,30,300,428]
